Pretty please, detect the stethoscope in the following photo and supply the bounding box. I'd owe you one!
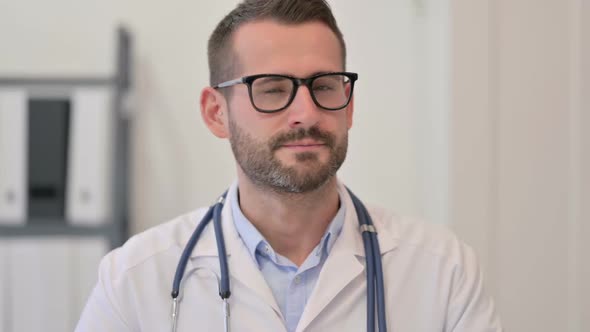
[170,188,387,332]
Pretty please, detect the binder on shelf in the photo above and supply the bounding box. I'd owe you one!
[66,88,114,226]
[27,98,71,221]
[0,89,28,224]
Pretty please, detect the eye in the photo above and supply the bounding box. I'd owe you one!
[263,87,288,94]
[312,76,342,92]
[313,84,335,92]
[253,77,292,96]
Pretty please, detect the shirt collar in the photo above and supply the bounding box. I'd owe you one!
[230,183,346,267]
[230,184,265,262]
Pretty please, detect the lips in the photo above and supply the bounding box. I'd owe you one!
[269,126,335,151]
[282,140,326,148]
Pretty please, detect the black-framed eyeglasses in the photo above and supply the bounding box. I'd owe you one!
[213,72,358,113]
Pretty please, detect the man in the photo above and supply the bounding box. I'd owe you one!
[76,1,502,331]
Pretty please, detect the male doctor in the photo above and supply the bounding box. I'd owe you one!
[76,0,502,331]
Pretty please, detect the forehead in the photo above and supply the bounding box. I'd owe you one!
[231,20,343,77]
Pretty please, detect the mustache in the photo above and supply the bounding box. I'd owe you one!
[270,126,335,151]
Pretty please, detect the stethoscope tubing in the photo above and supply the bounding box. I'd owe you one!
[171,188,387,332]
[172,206,213,299]
[347,188,388,332]
[213,195,231,299]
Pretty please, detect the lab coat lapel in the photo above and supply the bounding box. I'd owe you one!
[227,232,283,318]
[295,184,398,332]
[296,249,364,332]
[188,184,282,317]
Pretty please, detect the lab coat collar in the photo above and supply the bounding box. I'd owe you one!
[181,179,400,325]
[185,182,241,258]
[185,179,400,259]
[336,181,399,257]
[185,181,282,316]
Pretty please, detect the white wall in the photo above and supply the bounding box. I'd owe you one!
[333,0,450,225]
[1,0,450,234]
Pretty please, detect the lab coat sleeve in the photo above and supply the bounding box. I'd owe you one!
[445,244,503,332]
[75,252,134,332]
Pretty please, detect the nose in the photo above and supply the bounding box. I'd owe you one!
[287,85,321,129]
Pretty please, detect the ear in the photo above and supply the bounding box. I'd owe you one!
[200,87,229,138]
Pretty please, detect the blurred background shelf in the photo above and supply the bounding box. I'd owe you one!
[0,223,125,247]
[0,26,133,332]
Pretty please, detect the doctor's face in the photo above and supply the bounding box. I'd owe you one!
[225,20,354,193]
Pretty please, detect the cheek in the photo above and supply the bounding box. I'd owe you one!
[326,112,350,132]
[231,104,291,138]
[228,109,282,143]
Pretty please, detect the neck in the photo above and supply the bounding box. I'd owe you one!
[236,171,340,266]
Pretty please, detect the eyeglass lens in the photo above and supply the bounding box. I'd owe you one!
[250,74,352,112]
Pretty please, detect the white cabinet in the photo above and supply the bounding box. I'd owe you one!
[0,238,108,332]
[67,88,115,225]
[0,89,28,224]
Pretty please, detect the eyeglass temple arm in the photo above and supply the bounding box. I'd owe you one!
[214,77,245,89]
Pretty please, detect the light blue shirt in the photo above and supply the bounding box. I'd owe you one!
[230,185,345,332]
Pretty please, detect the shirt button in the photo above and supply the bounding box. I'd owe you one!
[294,276,301,284]
[264,245,270,253]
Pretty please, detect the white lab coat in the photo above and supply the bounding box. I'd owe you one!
[76,181,502,331]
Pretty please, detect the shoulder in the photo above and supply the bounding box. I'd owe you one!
[367,204,475,266]
[364,207,501,329]
[80,208,211,330]
[99,207,209,281]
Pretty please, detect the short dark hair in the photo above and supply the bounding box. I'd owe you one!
[207,0,346,86]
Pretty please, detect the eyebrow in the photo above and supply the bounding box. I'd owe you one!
[271,71,337,79]
[256,76,290,83]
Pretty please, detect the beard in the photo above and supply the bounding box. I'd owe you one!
[228,115,348,194]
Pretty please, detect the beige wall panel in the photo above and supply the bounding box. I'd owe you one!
[580,1,590,329]
[449,0,495,274]
[495,1,571,330]
[452,0,587,330]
